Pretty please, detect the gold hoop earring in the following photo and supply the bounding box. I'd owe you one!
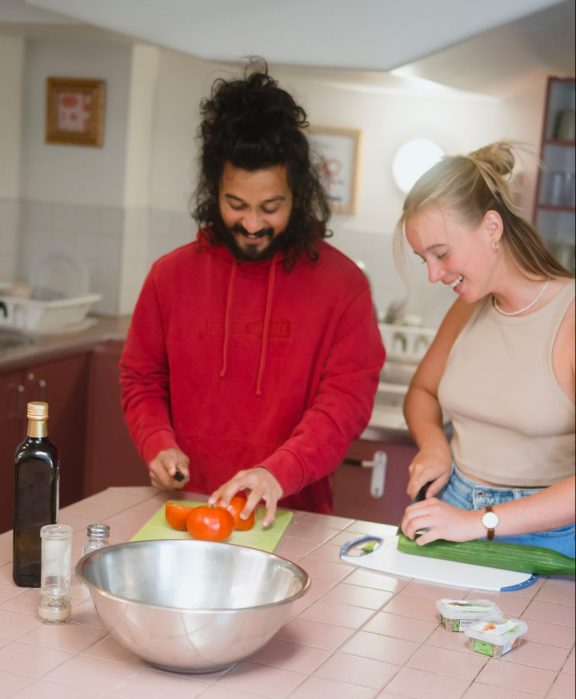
[492,240,499,252]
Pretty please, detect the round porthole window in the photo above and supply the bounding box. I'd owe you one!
[392,138,444,194]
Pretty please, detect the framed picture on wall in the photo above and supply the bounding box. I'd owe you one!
[308,126,361,214]
[45,77,106,147]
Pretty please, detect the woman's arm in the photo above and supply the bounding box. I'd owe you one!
[403,285,575,543]
[404,298,476,498]
[401,475,576,544]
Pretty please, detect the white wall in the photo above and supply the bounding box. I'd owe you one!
[22,39,132,206]
[0,35,24,199]
[0,36,24,281]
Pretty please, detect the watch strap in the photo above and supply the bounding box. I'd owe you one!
[484,505,495,541]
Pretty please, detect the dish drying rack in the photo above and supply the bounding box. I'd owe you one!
[0,292,102,334]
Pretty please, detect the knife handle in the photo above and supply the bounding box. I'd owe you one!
[414,481,433,502]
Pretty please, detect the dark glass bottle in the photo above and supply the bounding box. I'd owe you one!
[13,401,59,587]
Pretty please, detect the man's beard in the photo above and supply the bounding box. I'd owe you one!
[214,219,292,262]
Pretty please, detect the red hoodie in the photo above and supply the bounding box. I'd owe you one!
[120,229,385,513]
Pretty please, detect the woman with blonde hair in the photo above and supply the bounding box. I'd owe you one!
[397,141,575,556]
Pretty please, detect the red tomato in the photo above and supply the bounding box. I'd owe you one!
[165,502,193,531]
[186,505,235,542]
[226,495,255,531]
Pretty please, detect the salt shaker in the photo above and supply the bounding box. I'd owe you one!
[82,523,110,556]
[38,524,72,624]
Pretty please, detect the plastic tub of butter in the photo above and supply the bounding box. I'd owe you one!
[436,599,503,632]
[465,618,528,657]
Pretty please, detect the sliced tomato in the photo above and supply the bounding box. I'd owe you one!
[165,501,193,531]
[186,505,235,542]
[225,494,255,531]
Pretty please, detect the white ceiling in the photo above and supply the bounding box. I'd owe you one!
[0,0,574,96]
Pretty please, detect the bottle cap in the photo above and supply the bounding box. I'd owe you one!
[87,523,110,539]
[27,401,49,420]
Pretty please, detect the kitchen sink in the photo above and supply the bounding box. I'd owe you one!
[0,329,35,350]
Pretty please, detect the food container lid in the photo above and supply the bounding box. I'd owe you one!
[435,598,502,620]
[465,618,528,646]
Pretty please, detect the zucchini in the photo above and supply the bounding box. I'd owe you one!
[397,533,575,577]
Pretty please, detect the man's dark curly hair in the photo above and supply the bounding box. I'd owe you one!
[192,61,332,268]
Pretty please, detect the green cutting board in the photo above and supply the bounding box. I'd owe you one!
[131,501,293,553]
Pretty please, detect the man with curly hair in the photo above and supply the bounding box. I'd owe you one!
[120,63,385,525]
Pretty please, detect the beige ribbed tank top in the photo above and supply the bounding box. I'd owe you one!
[438,280,575,487]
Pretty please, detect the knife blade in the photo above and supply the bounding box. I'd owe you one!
[397,480,433,535]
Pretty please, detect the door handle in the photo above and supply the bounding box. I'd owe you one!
[370,450,387,499]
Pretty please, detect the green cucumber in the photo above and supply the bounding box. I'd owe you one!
[397,533,575,576]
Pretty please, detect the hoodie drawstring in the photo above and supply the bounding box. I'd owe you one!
[219,261,236,379]
[219,260,276,396]
[255,261,276,396]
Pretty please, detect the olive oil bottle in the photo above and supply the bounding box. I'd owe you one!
[13,401,59,587]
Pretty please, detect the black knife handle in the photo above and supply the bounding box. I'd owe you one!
[414,481,433,502]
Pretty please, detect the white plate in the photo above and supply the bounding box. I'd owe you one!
[29,248,90,298]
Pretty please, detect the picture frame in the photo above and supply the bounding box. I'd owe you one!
[45,77,106,147]
[308,126,361,214]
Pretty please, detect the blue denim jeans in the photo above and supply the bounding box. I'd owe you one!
[440,465,575,559]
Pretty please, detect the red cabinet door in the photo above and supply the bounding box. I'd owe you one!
[84,341,150,496]
[28,353,90,509]
[333,440,416,525]
[0,370,27,533]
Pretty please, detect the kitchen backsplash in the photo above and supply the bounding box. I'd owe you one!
[3,200,453,327]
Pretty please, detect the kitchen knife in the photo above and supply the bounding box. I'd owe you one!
[396,480,433,535]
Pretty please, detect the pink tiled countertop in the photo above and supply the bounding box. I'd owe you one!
[0,487,574,699]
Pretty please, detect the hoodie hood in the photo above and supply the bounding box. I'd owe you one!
[197,227,281,395]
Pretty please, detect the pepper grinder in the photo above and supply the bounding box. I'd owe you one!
[38,524,72,624]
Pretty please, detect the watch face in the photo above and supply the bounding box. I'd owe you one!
[483,511,499,529]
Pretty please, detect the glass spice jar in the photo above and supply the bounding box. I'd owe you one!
[38,524,72,624]
[82,523,111,556]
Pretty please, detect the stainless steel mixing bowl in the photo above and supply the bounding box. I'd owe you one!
[76,539,310,673]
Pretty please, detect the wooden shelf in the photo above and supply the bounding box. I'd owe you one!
[535,204,576,213]
[532,76,575,273]
[543,138,576,147]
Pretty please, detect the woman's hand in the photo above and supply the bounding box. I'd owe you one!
[400,497,483,544]
[148,448,190,489]
[407,443,452,500]
[209,467,284,528]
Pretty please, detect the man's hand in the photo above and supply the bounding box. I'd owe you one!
[209,467,283,527]
[148,448,190,490]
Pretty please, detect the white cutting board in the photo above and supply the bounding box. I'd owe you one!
[340,525,537,592]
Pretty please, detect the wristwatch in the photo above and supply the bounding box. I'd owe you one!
[482,506,499,541]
